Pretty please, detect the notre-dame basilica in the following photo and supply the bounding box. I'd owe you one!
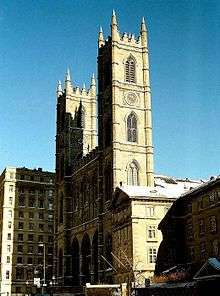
[55,11,198,287]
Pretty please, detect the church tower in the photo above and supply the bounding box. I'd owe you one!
[98,11,154,190]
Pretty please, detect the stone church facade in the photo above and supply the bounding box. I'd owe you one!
[54,12,200,287]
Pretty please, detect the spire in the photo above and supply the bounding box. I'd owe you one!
[98,26,104,48]
[82,82,86,94]
[90,73,96,95]
[111,10,119,41]
[140,16,147,46]
[141,17,147,32]
[91,73,96,86]
[65,68,72,96]
[56,80,63,98]
[111,10,117,26]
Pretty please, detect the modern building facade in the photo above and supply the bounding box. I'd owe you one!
[0,167,55,295]
[55,11,202,287]
[156,177,220,277]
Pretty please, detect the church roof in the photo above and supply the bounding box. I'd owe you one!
[118,175,203,200]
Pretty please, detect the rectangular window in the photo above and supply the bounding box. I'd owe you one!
[38,245,43,254]
[18,196,25,207]
[209,216,217,233]
[18,222,24,230]
[29,223,34,230]
[28,198,35,207]
[7,245,11,252]
[48,203,53,210]
[29,212,34,219]
[38,235,43,242]
[8,221,12,229]
[6,256,10,263]
[39,212,44,220]
[48,246,53,254]
[16,268,24,280]
[146,206,155,217]
[39,224,44,231]
[9,197,13,205]
[48,236,53,243]
[7,233,11,240]
[6,270,10,279]
[148,247,157,263]
[28,245,34,254]
[19,211,24,218]
[28,234,34,241]
[38,257,43,265]
[9,185,13,192]
[27,257,33,264]
[209,192,215,204]
[38,199,44,208]
[9,172,14,179]
[17,245,23,253]
[18,233,23,241]
[147,226,156,240]
[199,219,205,235]
[17,257,23,264]
[8,210,12,219]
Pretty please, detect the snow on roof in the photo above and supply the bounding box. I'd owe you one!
[119,175,203,199]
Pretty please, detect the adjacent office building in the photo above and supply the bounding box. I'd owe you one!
[0,167,55,295]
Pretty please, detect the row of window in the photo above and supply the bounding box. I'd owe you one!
[18,188,53,195]
[17,244,53,254]
[17,222,53,232]
[189,239,219,261]
[197,191,220,210]
[18,174,53,183]
[186,215,217,239]
[18,196,53,209]
[16,233,53,242]
[18,210,53,220]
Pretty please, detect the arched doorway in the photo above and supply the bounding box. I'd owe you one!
[72,238,80,286]
[92,231,98,283]
[81,233,91,285]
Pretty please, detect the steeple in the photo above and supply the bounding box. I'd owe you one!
[111,10,119,41]
[98,26,104,48]
[140,17,147,46]
[56,80,63,98]
[90,73,96,95]
[65,68,72,96]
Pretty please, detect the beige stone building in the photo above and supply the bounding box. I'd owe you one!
[54,11,202,287]
[0,167,55,295]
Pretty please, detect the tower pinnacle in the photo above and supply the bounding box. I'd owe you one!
[56,80,63,97]
[98,26,104,48]
[140,17,147,46]
[65,68,72,96]
[111,10,119,41]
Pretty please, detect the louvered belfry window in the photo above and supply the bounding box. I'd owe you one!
[127,112,137,142]
[125,56,136,83]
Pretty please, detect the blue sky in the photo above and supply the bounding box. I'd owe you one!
[0,0,219,179]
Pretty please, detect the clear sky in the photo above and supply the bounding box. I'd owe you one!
[0,0,219,179]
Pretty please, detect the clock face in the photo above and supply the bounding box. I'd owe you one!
[125,92,137,105]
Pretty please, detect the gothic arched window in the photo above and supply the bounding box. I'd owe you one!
[127,161,139,186]
[127,112,137,142]
[125,56,136,83]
